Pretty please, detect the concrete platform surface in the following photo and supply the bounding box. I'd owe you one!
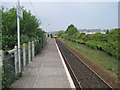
[11,38,74,88]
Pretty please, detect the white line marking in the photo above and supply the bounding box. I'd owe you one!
[54,39,75,88]
[33,63,44,88]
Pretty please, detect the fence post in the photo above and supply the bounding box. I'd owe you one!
[0,50,3,68]
[28,42,31,63]
[32,41,35,59]
[14,46,18,74]
[34,40,36,56]
[0,50,3,90]
[23,43,26,67]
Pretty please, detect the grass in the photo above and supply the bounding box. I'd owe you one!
[62,39,119,74]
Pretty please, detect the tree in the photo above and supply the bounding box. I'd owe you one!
[57,30,65,37]
[63,25,119,59]
[2,7,45,50]
[50,34,53,38]
[65,24,78,38]
[106,30,109,34]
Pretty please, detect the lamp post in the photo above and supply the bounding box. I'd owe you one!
[17,0,23,73]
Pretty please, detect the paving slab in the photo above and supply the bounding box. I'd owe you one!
[11,38,73,88]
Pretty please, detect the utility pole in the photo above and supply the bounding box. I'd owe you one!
[17,0,22,73]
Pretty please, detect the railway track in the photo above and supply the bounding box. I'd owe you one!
[56,39,113,89]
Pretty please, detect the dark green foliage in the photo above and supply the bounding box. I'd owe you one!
[106,30,110,34]
[2,8,17,50]
[65,24,79,39]
[61,24,119,59]
[57,30,65,37]
[50,34,53,38]
[2,54,18,88]
[35,40,42,55]
[2,7,45,50]
[83,29,119,59]
[2,7,46,88]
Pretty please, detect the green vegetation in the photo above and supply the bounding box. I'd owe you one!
[50,33,53,38]
[61,24,119,60]
[2,7,46,50]
[62,39,118,74]
[58,24,119,74]
[56,30,65,37]
[2,7,46,88]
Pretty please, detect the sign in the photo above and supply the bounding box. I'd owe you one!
[17,5,23,19]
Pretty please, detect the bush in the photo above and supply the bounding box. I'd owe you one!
[61,24,119,59]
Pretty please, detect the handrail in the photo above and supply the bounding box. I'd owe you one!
[7,48,17,54]
[0,50,3,55]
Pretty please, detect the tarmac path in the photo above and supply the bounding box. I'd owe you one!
[11,38,74,88]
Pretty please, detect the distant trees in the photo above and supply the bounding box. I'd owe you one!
[57,30,65,37]
[50,34,53,38]
[59,24,119,59]
[106,30,110,34]
[65,24,79,39]
[2,7,45,50]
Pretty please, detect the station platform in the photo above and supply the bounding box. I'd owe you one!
[11,38,75,88]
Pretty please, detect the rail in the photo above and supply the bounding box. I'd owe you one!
[56,39,113,89]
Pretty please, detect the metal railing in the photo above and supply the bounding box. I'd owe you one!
[1,40,44,88]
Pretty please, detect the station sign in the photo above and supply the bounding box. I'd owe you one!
[17,5,23,19]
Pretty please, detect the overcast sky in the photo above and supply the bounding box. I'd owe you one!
[2,0,118,32]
